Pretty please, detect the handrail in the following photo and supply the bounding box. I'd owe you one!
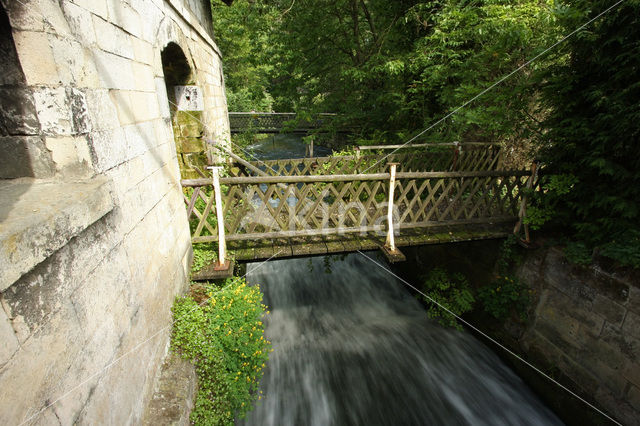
[357,142,499,150]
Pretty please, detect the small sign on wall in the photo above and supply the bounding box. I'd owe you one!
[174,86,204,111]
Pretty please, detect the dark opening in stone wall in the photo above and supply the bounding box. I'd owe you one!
[161,42,208,179]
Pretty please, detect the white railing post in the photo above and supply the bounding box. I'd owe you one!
[385,163,399,252]
[208,166,227,268]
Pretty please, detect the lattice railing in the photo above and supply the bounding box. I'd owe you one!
[182,169,531,243]
[235,144,503,177]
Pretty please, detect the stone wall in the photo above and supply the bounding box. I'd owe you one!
[516,247,640,425]
[0,0,229,424]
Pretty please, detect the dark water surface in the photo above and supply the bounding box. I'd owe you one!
[245,134,332,160]
[241,254,562,426]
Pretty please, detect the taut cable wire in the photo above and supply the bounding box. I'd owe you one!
[360,0,627,174]
[356,250,622,426]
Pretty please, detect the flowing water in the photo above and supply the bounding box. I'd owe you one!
[241,254,562,426]
[245,134,332,160]
[239,135,562,425]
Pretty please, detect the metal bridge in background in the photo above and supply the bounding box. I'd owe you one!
[228,112,343,134]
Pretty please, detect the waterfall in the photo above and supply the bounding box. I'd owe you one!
[240,253,562,425]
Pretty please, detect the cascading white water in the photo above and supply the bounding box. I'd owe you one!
[241,253,562,425]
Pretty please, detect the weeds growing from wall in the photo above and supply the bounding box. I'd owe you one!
[477,275,531,321]
[420,268,474,330]
[171,277,271,425]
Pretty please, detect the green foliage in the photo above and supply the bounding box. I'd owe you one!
[600,229,640,269]
[421,268,474,330]
[496,235,521,273]
[535,0,640,267]
[403,0,557,143]
[192,244,217,273]
[172,278,271,424]
[563,241,592,266]
[478,275,530,321]
[210,0,277,111]
[525,174,578,230]
[213,0,556,145]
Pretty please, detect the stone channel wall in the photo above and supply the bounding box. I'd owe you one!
[0,0,229,424]
[516,248,640,425]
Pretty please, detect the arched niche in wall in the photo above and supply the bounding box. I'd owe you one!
[161,42,208,179]
[0,5,53,179]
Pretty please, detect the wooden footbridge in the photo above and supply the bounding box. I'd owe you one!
[181,143,537,273]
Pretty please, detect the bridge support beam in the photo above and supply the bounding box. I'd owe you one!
[383,163,406,263]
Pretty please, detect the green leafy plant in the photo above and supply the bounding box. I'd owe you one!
[172,277,271,425]
[496,235,522,273]
[421,268,474,330]
[600,229,640,269]
[563,241,592,266]
[192,244,217,273]
[478,275,531,321]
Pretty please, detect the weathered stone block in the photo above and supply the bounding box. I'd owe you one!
[13,30,60,86]
[182,151,207,168]
[89,127,128,172]
[45,136,80,170]
[0,15,25,85]
[592,294,626,326]
[132,62,156,92]
[539,288,605,337]
[132,37,153,65]
[176,137,204,154]
[0,300,84,426]
[2,212,118,342]
[544,248,630,304]
[628,285,640,315]
[4,1,45,32]
[61,1,97,45]
[132,91,161,122]
[33,87,73,136]
[110,89,135,125]
[68,87,92,134]
[623,359,640,389]
[93,50,136,90]
[0,136,55,179]
[93,15,134,59]
[154,77,171,119]
[50,36,87,87]
[589,360,628,397]
[0,305,19,366]
[629,385,640,412]
[72,0,109,20]
[623,310,640,340]
[123,121,155,158]
[86,89,120,131]
[0,87,40,136]
[180,123,201,137]
[106,0,142,38]
[0,177,114,291]
[142,351,196,426]
[578,335,630,373]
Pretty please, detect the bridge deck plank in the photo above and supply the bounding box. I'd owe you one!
[228,224,511,262]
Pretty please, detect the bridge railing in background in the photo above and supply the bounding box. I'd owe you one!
[228,112,338,134]
[181,169,532,244]
[232,143,503,176]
